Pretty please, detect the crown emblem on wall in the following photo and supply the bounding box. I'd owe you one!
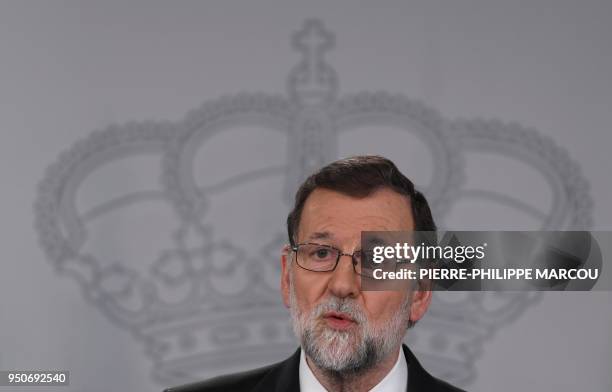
[34,20,592,387]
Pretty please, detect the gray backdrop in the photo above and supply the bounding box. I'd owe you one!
[1,1,611,391]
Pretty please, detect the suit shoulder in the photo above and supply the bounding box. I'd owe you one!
[402,344,467,392]
[163,363,277,392]
[429,375,468,392]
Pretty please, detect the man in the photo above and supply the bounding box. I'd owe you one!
[165,155,465,392]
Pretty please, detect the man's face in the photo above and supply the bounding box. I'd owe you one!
[281,187,431,374]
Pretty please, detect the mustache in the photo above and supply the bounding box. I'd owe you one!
[310,297,367,325]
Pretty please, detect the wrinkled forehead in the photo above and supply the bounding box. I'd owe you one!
[297,187,414,245]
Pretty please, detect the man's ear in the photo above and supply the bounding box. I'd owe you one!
[409,283,432,324]
[280,245,291,309]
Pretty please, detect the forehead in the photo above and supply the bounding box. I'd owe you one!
[297,187,414,241]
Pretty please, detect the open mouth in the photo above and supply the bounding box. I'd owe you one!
[322,311,357,330]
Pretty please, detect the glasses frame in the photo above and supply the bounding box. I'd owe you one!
[290,242,372,276]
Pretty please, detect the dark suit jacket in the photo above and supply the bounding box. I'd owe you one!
[164,344,466,392]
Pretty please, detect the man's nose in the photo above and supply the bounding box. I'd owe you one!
[327,254,360,299]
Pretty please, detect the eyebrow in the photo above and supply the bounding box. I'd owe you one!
[306,231,333,241]
[363,235,388,247]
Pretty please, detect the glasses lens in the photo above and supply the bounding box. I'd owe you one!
[355,250,376,277]
[297,244,339,271]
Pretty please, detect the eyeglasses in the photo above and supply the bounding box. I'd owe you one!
[290,242,378,277]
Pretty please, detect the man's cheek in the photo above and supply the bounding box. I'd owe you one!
[363,294,400,320]
[296,278,326,306]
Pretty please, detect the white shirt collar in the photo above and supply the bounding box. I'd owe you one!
[299,347,407,392]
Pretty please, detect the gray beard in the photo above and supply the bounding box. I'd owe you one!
[301,326,378,376]
[289,280,411,376]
